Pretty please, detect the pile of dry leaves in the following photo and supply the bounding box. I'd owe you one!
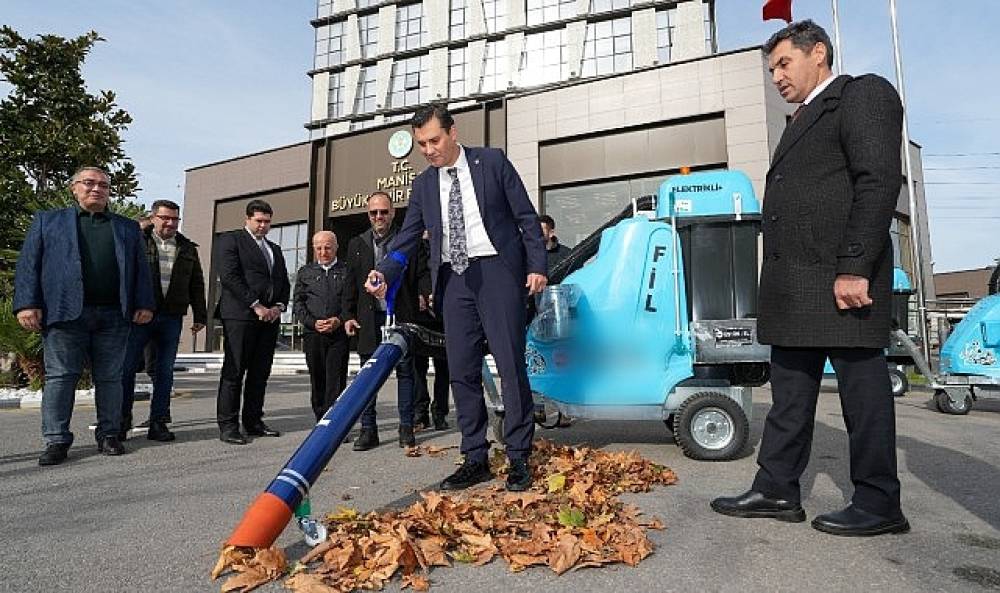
[212,439,678,592]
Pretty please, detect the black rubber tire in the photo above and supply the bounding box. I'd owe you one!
[934,389,973,415]
[889,368,909,398]
[673,392,749,461]
[491,411,506,446]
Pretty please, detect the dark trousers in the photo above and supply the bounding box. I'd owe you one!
[122,312,182,423]
[752,346,902,517]
[216,318,279,431]
[414,353,450,420]
[441,257,534,464]
[303,330,350,421]
[358,311,416,429]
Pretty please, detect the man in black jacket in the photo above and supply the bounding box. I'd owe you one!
[539,215,571,272]
[344,192,429,450]
[294,230,350,421]
[121,199,207,442]
[711,20,909,537]
[213,199,290,445]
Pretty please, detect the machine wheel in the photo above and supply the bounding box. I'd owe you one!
[889,368,909,398]
[934,389,973,415]
[491,411,506,446]
[673,392,749,461]
[664,414,675,435]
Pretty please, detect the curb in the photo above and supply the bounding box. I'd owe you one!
[0,384,164,411]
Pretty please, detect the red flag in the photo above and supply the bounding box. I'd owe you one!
[763,0,793,23]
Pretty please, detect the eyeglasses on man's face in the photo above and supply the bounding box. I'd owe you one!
[368,209,390,218]
[75,179,110,190]
[155,214,181,223]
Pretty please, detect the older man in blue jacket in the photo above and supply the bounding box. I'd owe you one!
[14,166,155,465]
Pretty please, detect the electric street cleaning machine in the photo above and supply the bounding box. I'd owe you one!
[496,170,771,461]
[898,293,1000,415]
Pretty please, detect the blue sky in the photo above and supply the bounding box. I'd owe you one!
[3,0,997,273]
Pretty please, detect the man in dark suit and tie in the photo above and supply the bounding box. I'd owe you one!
[213,199,290,445]
[711,20,909,536]
[366,104,547,492]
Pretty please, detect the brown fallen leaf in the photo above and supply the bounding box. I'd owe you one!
[220,566,272,592]
[212,546,251,580]
[401,573,430,591]
[547,533,582,575]
[284,572,340,593]
[255,547,287,577]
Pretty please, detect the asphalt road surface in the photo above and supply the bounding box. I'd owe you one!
[1,373,998,592]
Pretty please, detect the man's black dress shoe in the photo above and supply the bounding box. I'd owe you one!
[353,427,380,451]
[398,425,416,448]
[97,436,126,456]
[811,505,910,536]
[414,413,431,430]
[440,459,493,491]
[38,443,70,466]
[220,430,248,445]
[245,424,281,437]
[147,420,176,442]
[506,459,532,492]
[433,415,449,431]
[710,490,806,522]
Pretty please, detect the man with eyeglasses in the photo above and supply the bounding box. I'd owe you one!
[213,199,290,445]
[119,199,207,442]
[14,166,155,465]
[343,192,429,450]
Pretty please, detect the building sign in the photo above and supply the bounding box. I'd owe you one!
[329,159,419,213]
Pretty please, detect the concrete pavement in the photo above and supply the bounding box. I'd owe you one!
[1,374,998,592]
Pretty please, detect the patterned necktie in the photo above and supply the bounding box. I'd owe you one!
[791,104,805,122]
[446,167,469,275]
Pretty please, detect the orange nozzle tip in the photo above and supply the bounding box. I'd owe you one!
[680,166,691,175]
[225,492,294,549]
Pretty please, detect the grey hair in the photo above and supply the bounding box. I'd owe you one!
[763,19,834,68]
[70,166,110,184]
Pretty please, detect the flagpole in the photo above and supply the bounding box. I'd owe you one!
[888,0,931,363]
[831,0,844,73]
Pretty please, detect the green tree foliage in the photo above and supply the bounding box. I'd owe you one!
[0,26,144,296]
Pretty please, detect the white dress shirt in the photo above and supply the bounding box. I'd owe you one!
[438,145,497,261]
[803,73,836,106]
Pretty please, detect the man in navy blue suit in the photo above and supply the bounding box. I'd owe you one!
[14,166,155,465]
[366,105,547,492]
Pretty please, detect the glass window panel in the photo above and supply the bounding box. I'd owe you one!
[542,173,677,248]
[656,8,675,63]
[483,0,507,33]
[360,13,379,59]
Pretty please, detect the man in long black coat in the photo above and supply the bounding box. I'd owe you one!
[711,20,909,537]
